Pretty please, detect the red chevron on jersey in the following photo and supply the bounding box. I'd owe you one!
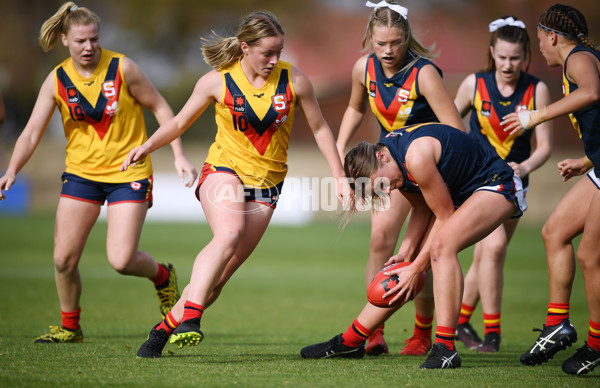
[367,56,418,128]
[56,57,122,141]
[475,77,507,143]
[223,73,293,156]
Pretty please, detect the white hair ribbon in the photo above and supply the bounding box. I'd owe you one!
[489,17,526,32]
[366,1,408,20]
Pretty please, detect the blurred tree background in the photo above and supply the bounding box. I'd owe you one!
[0,0,598,190]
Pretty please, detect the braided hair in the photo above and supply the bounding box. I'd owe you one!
[539,4,598,52]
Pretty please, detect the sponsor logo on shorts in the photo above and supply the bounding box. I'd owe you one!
[131,182,141,191]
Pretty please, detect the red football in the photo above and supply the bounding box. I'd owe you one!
[367,262,426,308]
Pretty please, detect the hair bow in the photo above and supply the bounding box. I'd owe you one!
[365,1,408,20]
[489,17,526,32]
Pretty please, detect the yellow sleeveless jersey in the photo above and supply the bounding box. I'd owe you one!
[207,59,296,188]
[54,48,152,183]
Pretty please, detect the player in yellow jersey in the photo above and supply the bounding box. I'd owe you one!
[128,10,347,358]
[0,2,197,343]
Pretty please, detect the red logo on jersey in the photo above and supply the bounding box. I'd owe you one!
[369,81,377,97]
[234,95,246,112]
[67,87,79,104]
[481,100,492,117]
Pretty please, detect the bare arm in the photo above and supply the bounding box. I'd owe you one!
[419,65,466,132]
[122,57,198,186]
[383,137,455,304]
[0,72,56,197]
[292,66,347,204]
[122,70,221,171]
[454,73,476,119]
[510,81,553,178]
[503,51,600,132]
[336,56,369,159]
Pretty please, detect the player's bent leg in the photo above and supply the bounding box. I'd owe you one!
[365,191,410,356]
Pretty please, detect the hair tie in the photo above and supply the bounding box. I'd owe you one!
[69,5,79,12]
[365,1,408,20]
[489,17,526,32]
[538,23,577,40]
[577,33,585,39]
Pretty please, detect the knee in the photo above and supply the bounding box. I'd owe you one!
[370,229,397,253]
[110,255,135,274]
[541,218,567,247]
[481,241,507,264]
[53,252,78,274]
[576,247,598,273]
[107,249,141,275]
[213,229,243,257]
[430,237,455,264]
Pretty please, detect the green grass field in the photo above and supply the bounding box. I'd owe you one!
[0,213,596,387]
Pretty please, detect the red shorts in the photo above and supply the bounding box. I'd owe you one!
[194,163,283,208]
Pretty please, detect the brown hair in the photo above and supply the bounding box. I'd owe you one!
[343,141,388,215]
[484,16,531,73]
[39,2,101,53]
[202,11,285,70]
[362,1,436,73]
[539,4,598,52]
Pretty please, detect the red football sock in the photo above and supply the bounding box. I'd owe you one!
[587,319,600,352]
[458,303,476,325]
[182,301,205,322]
[413,313,433,337]
[156,311,179,335]
[546,302,569,327]
[434,325,456,351]
[369,324,384,337]
[61,308,81,331]
[151,263,169,288]
[483,312,501,335]
[341,319,372,347]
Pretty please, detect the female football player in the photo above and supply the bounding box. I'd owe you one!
[452,16,553,352]
[126,11,347,358]
[502,3,600,375]
[301,122,524,369]
[335,0,464,356]
[0,2,197,343]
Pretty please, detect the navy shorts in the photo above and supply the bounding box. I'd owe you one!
[195,163,283,208]
[60,172,153,207]
[475,173,525,218]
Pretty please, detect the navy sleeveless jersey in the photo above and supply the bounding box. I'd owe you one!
[562,45,600,175]
[381,123,514,207]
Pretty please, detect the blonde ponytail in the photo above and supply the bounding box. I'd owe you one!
[201,11,284,70]
[39,2,101,53]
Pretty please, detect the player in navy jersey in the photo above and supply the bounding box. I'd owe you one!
[335,0,465,357]
[452,16,553,353]
[300,122,524,370]
[502,4,600,375]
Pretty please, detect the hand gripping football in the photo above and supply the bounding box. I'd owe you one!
[367,262,426,308]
